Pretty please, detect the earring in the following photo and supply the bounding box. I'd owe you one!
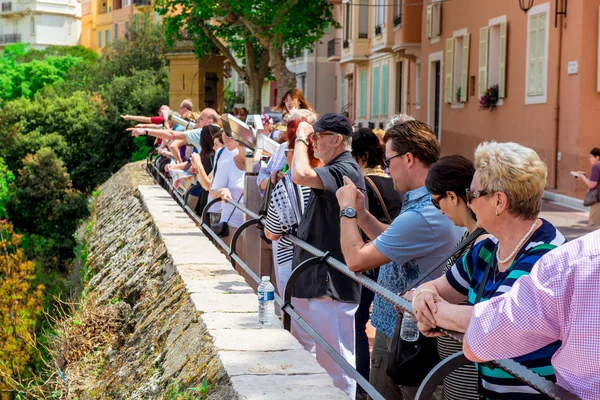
[495,210,499,216]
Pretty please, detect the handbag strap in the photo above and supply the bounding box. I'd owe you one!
[407,227,486,291]
[225,194,244,223]
[365,175,392,224]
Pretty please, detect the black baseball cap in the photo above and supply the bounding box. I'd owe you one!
[312,113,353,136]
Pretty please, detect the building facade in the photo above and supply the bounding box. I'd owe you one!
[332,0,600,199]
[0,0,81,49]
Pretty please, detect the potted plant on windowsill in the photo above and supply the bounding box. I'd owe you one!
[479,85,499,111]
[456,87,462,103]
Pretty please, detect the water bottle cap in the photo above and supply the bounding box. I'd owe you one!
[261,276,270,281]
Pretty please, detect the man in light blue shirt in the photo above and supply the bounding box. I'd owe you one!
[336,120,464,400]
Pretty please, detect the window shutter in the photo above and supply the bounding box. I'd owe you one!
[434,4,442,37]
[461,33,470,103]
[341,73,346,112]
[381,64,388,116]
[445,38,454,104]
[499,22,507,98]
[535,13,546,95]
[527,15,537,95]
[373,66,380,116]
[478,26,489,97]
[360,70,367,117]
[426,5,432,39]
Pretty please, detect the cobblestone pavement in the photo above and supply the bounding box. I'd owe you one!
[540,200,595,241]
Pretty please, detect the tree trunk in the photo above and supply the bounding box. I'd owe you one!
[269,44,297,100]
[246,79,263,114]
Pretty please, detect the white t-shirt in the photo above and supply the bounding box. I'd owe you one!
[207,147,239,213]
[210,157,245,228]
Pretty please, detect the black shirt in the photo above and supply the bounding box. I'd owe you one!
[364,174,402,224]
[292,151,366,303]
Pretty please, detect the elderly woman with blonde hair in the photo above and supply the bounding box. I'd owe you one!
[410,142,566,400]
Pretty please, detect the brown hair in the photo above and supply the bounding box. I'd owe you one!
[383,120,440,167]
[274,88,314,114]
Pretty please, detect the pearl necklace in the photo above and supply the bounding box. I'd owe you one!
[496,219,539,264]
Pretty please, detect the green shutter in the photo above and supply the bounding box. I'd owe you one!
[372,67,379,116]
[381,64,388,117]
[341,73,346,113]
[360,70,366,118]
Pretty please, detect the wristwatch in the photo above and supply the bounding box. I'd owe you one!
[340,207,357,219]
[145,128,149,135]
[295,136,309,147]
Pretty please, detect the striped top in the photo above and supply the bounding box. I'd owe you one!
[446,219,566,399]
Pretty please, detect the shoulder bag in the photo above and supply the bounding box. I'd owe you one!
[213,194,243,238]
[584,188,598,207]
[386,228,487,387]
[364,175,392,224]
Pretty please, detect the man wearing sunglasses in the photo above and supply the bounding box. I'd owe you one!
[290,113,366,398]
[335,120,465,400]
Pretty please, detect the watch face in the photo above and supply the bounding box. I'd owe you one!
[344,207,356,218]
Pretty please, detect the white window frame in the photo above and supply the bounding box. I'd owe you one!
[427,0,442,44]
[428,51,443,142]
[375,0,385,31]
[525,2,550,105]
[446,28,469,108]
[30,16,35,36]
[485,15,507,106]
[343,0,351,43]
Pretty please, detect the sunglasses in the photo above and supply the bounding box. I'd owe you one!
[465,188,490,203]
[431,193,448,209]
[383,152,406,169]
[308,131,336,140]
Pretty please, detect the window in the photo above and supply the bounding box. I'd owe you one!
[341,72,346,110]
[30,17,35,36]
[426,2,442,41]
[375,0,384,31]
[445,30,470,104]
[525,3,549,104]
[124,0,131,6]
[372,66,380,116]
[68,19,73,35]
[114,23,118,39]
[416,61,421,109]
[105,29,111,45]
[394,0,402,27]
[479,17,508,99]
[358,0,368,39]
[359,70,367,118]
[125,21,129,37]
[343,2,351,43]
[381,63,388,117]
[98,31,102,47]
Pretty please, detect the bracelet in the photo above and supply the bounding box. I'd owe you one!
[411,288,437,309]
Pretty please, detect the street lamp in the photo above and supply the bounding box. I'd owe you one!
[518,0,535,12]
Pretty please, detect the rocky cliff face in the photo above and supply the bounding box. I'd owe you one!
[55,163,235,399]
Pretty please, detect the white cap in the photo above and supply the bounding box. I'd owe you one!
[261,276,270,281]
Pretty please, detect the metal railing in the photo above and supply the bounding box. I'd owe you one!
[144,155,580,400]
[327,38,341,59]
[1,2,12,12]
[0,33,21,44]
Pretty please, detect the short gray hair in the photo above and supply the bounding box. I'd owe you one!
[386,113,416,130]
[289,108,319,125]
[342,135,352,151]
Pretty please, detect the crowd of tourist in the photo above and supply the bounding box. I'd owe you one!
[125,91,599,400]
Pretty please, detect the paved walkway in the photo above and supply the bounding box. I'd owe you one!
[540,200,595,240]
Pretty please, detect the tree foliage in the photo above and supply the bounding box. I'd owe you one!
[0,221,44,394]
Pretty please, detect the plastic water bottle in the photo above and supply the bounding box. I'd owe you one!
[400,312,420,342]
[258,276,275,325]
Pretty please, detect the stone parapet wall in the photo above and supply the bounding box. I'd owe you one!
[69,162,346,399]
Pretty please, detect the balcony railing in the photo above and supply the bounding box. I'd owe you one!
[394,14,402,27]
[358,32,368,39]
[0,33,21,44]
[375,25,382,36]
[1,2,12,12]
[133,0,151,6]
[327,38,341,59]
[342,39,349,49]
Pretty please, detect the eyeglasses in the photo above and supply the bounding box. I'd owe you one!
[465,188,490,203]
[308,131,336,140]
[383,153,406,169]
[431,193,447,210]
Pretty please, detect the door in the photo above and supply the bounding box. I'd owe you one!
[396,60,403,114]
[433,61,441,138]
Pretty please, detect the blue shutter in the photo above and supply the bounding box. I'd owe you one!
[372,66,379,116]
[360,71,367,118]
[381,64,388,117]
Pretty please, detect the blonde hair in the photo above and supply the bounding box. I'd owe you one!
[474,141,547,220]
[288,108,319,125]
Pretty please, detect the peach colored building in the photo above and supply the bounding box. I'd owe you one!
[332,0,600,199]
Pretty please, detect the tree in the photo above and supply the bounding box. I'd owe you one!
[156,0,336,112]
[0,221,44,396]
[0,158,14,220]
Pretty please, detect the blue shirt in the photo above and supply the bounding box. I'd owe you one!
[371,186,465,337]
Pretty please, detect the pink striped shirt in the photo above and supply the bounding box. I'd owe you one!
[465,229,600,400]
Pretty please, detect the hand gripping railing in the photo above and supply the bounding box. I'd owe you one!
[144,158,580,400]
